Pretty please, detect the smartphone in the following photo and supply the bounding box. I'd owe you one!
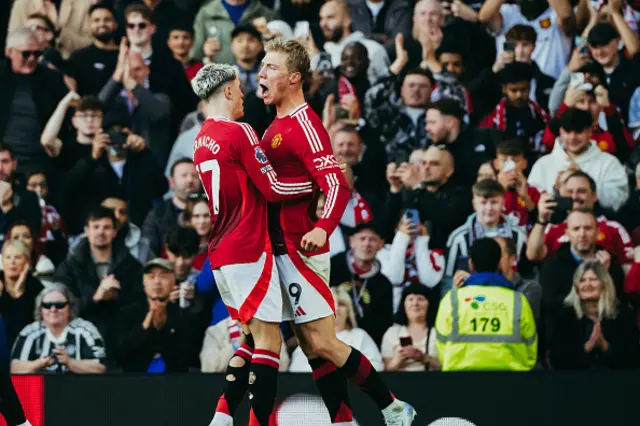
[399,336,413,347]
[502,159,516,172]
[570,72,585,88]
[503,40,515,53]
[550,196,573,225]
[404,208,420,229]
[455,255,470,273]
[107,130,127,150]
[335,103,349,120]
[294,21,310,39]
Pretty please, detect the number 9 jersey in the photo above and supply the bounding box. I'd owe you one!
[193,117,313,323]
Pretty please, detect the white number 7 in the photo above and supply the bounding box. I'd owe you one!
[197,159,220,214]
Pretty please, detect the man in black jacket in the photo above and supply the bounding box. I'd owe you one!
[385,145,472,249]
[330,222,394,346]
[54,207,144,357]
[425,99,500,187]
[1,28,67,176]
[115,258,198,372]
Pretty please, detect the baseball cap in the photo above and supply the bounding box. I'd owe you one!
[143,258,174,274]
[350,221,383,238]
[587,23,619,46]
[231,24,262,41]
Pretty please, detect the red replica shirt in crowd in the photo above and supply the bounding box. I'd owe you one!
[544,215,635,264]
[503,187,541,227]
[261,103,350,256]
[193,117,313,269]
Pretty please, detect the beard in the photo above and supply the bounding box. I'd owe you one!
[94,31,115,43]
[326,27,344,43]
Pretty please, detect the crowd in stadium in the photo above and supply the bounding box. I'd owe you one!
[0,0,639,374]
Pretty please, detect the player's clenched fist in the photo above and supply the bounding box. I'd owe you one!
[301,227,328,252]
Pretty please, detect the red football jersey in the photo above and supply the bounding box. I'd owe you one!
[503,187,541,227]
[260,103,350,256]
[544,215,635,264]
[193,117,313,269]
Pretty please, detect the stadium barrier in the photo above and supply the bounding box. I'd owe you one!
[31,372,640,425]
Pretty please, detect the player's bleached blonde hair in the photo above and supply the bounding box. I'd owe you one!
[191,63,238,101]
[564,260,617,320]
[264,38,310,85]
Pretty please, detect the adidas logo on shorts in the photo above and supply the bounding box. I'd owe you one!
[294,306,307,317]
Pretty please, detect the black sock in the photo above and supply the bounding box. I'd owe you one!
[338,347,394,410]
[249,349,280,425]
[215,339,254,417]
[0,371,26,426]
[309,358,353,424]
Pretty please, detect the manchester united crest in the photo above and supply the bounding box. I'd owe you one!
[271,133,282,149]
[539,17,551,29]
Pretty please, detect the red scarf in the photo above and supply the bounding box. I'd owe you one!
[481,98,549,132]
[338,76,360,117]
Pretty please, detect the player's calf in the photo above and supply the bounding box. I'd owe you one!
[247,320,282,426]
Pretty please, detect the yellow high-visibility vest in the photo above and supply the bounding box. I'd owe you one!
[435,286,537,371]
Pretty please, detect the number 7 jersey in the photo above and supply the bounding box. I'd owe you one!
[193,117,313,269]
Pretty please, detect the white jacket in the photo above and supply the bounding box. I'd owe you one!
[324,31,390,84]
[528,138,629,211]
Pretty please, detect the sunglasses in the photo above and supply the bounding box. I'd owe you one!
[149,296,169,302]
[188,192,207,200]
[127,22,148,30]
[41,301,68,310]
[21,50,43,59]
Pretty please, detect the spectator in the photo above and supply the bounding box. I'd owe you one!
[2,222,55,287]
[319,0,391,84]
[189,0,276,65]
[54,206,143,352]
[435,238,538,371]
[25,172,67,266]
[480,62,549,155]
[164,226,201,293]
[230,25,264,92]
[348,0,412,43]
[98,47,173,167]
[425,99,499,187]
[549,260,639,370]
[25,13,56,52]
[0,144,42,239]
[330,222,394,346]
[67,3,120,96]
[381,283,440,371]
[444,179,530,286]
[180,196,210,270]
[143,158,200,255]
[616,162,640,242]
[10,284,106,374]
[0,240,44,347]
[365,35,434,163]
[527,170,635,269]
[476,161,498,183]
[479,0,575,79]
[115,258,200,372]
[8,0,93,58]
[290,286,381,372]
[1,28,68,176]
[494,139,540,227]
[118,0,191,44]
[167,22,203,81]
[123,4,198,136]
[528,108,629,211]
[387,146,472,250]
[63,116,168,229]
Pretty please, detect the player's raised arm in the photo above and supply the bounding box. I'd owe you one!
[235,122,313,203]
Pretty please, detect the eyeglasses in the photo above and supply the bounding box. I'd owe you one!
[41,301,68,310]
[21,50,43,59]
[188,192,207,200]
[29,24,51,33]
[127,22,148,30]
[149,296,169,302]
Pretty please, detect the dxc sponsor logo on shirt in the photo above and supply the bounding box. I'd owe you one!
[313,154,339,171]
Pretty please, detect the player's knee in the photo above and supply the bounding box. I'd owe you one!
[252,324,282,354]
[306,333,334,360]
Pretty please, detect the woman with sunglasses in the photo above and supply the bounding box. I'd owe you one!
[181,194,211,270]
[0,240,44,349]
[10,284,106,374]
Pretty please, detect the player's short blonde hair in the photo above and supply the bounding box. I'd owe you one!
[264,38,310,85]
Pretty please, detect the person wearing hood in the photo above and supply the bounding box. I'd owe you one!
[528,107,629,211]
[330,222,394,346]
[435,237,538,371]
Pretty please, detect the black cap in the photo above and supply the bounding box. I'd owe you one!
[350,221,383,238]
[587,23,619,47]
[499,62,534,84]
[231,24,262,41]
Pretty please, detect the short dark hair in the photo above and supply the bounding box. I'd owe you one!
[165,226,200,258]
[0,143,15,160]
[26,13,56,33]
[402,67,435,87]
[394,283,438,327]
[505,24,537,43]
[124,3,154,24]
[496,139,526,158]
[426,99,465,121]
[559,108,593,132]
[565,170,597,193]
[170,157,194,177]
[567,206,597,223]
[168,21,194,37]
[89,3,115,17]
[495,236,517,257]
[470,238,502,273]
[500,62,534,85]
[75,96,104,113]
[86,206,117,227]
[435,39,464,60]
[472,179,504,198]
